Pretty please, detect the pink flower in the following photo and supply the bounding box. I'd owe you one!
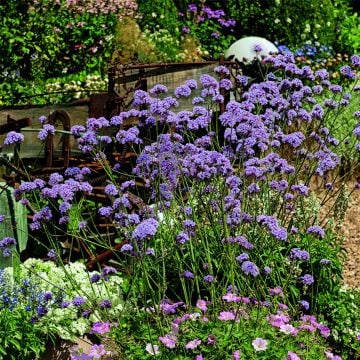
[286,351,302,360]
[233,350,241,359]
[267,311,291,328]
[218,311,235,321]
[88,344,107,358]
[279,324,298,336]
[185,338,201,350]
[319,324,330,338]
[324,351,342,360]
[222,293,242,302]
[195,355,203,360]
[252,338,268,352]
[159,334,177,349]
[91,321,111,335]
[171,322,179,335]
[196,299,210,312]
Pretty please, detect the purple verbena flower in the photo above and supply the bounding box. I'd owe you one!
[307,225,325,238]
[241,261,259,277]
[4,131,25,145]
[299,274,314,286]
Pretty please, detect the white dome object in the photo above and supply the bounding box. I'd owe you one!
[225,36,278,64]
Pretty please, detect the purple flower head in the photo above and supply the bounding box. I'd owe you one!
[104,184,118,196]
[299,274,314,286]
[253,43,263,53]
[47,249,58,260]
[91,321,111,335]
[188,3,197,12]
[307,225,325,238]
[269,287,284,297]
[319,324,330,338]
[291,184,309,196]
[99,299,112,309]
[61,301,70,308]
[116,127,142,145]
[203,274,214,283]
[236,253,249,263]
[2,248,12,257]
[102,266,117,276]
[160,300,183,314]
[183,270,194,279]
[72,296,86,307]
[38,115,47,124]
[4,131,25,145]
[174,84,192,98]
[150,84,168,95]
[324,351,342,360]
[181,26,190,34]
[282,132,305,148]
[0,237,16,248]
[196,299,209,312]
[320,259,332,266]
[241,261,259,277]
[90,273,101,283]
[340,65,356,79]
[218,311,235,321]
[121,243,133,253]
[176,231,189,244]
[88,344,107,358]
[38,124,55,141]
[350,54,360,67]
[263,266,272,274]
[159,334,177,348]
[257,215,287,241]
[299,300,310,310]
[289,248,310,261]
[236,75,249,86]
[133,218,158,241]
[222,293,241,303]
[286,351,302,360]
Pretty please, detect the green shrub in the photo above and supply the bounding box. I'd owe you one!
[0,0,137,83]
[225,0,348,52]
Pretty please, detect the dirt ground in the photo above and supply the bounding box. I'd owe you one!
[341,184,360,290]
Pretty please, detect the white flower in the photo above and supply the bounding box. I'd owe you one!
[280,324,297,335]
[189,312,201,321]
[146,344,160,355]
[252,338,268,351]
[274,18,280,24]
[286,18,292,24]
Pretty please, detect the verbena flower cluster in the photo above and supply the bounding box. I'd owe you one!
[5,52,360,358]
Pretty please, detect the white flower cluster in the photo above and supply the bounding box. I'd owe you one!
[45,74,108,100]
[11,258,123,340]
